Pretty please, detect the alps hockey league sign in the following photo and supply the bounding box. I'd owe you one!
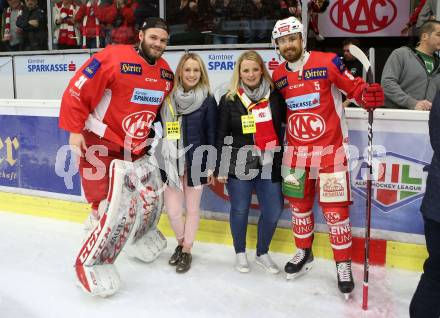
[352,152,428,212]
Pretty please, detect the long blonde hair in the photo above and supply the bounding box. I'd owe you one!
[173,53,212,94]
[226,50,274,100]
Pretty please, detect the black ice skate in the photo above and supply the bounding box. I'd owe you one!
[285,248,313,280]
[336,260,355,300]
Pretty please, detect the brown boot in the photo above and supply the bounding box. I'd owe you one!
[168,245,183,266]
[176,252,192,273]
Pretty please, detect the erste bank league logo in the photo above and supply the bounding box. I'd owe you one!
[352,152,428,212]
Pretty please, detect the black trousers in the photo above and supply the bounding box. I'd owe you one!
[410,217,440,318]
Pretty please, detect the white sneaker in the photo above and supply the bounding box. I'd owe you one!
[235,252,250,273]
[256,253,280,274]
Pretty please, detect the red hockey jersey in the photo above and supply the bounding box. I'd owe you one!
[59,45,173,153]
[272,51,366,168]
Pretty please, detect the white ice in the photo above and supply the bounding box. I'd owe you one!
[0,211,420,318]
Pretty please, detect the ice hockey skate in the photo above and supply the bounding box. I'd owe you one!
[336,260,355,300]
[285,248,314,280]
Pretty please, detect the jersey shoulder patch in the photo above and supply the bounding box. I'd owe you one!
[82,58,101,79]
[274,76,288,90]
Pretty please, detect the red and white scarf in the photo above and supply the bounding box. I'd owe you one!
[3,5,22,39]
[82,0,100,48]
[237,88,279,151]
[56,2,77,46]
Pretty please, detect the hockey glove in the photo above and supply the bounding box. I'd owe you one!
[361,83,384,109]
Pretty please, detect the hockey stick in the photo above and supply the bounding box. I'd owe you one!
[348,44,373,311]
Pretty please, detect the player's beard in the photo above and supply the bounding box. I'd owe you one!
[281,44,303,63]
[139,40,164,64]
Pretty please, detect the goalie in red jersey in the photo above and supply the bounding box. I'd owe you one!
[59,17,173,297]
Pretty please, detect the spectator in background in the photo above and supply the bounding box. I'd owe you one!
[341,38,364,107]
[173,0,207,44]
[111,0,135,44]
[381,20,440,110]
[342,38,363,78]
[409,90,440,318]
[243,0,277,43]
[279,0,301,19]
[16,0,47,51]
[417,0,439,29]
[206,0,244,44]
[53,0,80,50]
[401,0,426,35]
[134,0,158,31]
[1,0,23,51]
[75,0,116,49]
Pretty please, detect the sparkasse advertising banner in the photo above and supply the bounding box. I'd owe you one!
[14,53,90,99]
[318,0,411,37]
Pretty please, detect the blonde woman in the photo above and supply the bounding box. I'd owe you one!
[161,53,218,273]
[216,50,286,273]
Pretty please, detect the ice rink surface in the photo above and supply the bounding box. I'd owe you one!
[0,212,420,318]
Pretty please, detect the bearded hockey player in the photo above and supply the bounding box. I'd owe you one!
[59,17,173,297]
[271,17,384,298]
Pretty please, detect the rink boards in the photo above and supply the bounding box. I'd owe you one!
[0,100,431,271]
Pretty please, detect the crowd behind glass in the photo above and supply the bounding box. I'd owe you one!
[0,0,330,51]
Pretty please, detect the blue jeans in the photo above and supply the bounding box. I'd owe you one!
[226,176,283,255]
[409,217,440,318]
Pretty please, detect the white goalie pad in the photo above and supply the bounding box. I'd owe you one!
[74,155,165,296]
[124,155,167,262]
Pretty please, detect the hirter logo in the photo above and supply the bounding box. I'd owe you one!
[352,152,428,212]
[287,113,325,141]
[122,111,156,139]
[329,0,397,34]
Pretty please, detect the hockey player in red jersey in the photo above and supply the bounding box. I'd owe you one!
[59,17,173,297]
[271,17,384,298]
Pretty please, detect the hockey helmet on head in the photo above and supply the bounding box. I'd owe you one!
[272,17,304,43]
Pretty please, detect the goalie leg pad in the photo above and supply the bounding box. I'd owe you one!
[74,159,140,296]
[124,228,167,263]
[75,263,121,297]
[124,155,167,263]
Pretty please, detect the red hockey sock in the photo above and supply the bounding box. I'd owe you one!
[322,206,352,262]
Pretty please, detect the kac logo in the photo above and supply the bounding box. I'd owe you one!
[287,113,325,141]
[329,0,397,34]
[122,111,156,139]
[352,152,427,212]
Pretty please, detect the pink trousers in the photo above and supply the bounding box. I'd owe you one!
[164,173,203,250]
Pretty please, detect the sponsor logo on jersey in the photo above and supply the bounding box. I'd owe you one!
[303,67,327,80]
[286,92,320,110]
[275,76,288,90]
[322,177,345,198]
[352,152,427,213]
[82,58,101,78]
[120,62,142,75]
[27,58,77,73]
[287,112,325,141]
[122,110,156,139]
[130,88,164,105]
[332,56,345,74]
[160,68,174,81]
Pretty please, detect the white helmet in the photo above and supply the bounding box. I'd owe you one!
[272,17,304,43]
